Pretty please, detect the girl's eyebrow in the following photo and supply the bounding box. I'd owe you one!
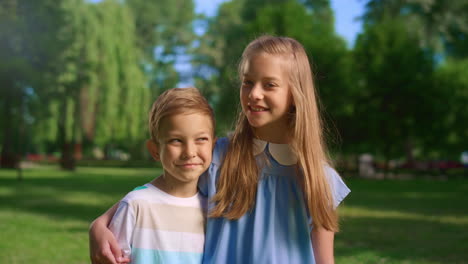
[243,74,281,81]
[263,77,280,81]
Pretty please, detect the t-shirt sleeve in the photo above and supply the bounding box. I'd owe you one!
[109,200,134,257]
[325,166,351,208]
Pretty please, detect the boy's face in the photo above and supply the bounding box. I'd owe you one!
[149,112,214,186]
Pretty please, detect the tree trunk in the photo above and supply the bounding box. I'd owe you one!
[0,89,19,169]
[58,98,76,171]
[383,143,391,179]
[60,142,76,170]
[405,138,415,167]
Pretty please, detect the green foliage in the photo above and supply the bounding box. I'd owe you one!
[88,1,149,146]
[356,0,468,160]
[0,0,71,167]
[124,0,196,97]
[352,18,435,159]
[432,59,468,154]
[363,0,468,57]
[2,0,466,166]
[0,0,152,169]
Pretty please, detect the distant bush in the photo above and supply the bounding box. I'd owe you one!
[77,159,161,168]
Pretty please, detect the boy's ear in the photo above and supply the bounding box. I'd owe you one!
[146,139,160,161]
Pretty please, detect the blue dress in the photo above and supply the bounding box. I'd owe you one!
[198,138,350,264]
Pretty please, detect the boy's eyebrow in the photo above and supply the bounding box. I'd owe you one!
[193,131,213,137]
[164,130,212,137]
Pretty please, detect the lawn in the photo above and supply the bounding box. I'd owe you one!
[0,166,467,264]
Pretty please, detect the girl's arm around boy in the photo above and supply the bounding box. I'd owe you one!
[89,203,130,264]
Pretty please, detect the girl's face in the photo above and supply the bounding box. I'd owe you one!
[240,53,293,143]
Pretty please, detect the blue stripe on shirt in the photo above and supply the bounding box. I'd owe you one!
[132,248,203,264]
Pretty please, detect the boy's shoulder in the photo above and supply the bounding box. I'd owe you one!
[120,183,156,203]
[122,183,207,209]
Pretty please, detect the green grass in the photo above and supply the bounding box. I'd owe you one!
[0,167,467,263]
[336,178,468,264]
[0,166,161,264]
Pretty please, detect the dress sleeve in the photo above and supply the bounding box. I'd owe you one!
[109,200,134,257]
[198,137,229,197]
[197,171,210,196]
[324,166,351,208]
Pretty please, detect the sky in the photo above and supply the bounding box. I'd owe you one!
[329,0,365,46]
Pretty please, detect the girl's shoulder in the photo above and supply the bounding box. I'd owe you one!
[212,137,230,165]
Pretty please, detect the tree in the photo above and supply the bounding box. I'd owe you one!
[0,0,68,168]
[49,0,149,169]
[357,0,468,161]
[362,0,468,57]
[353,18,435,167]
[431,59,468,157]
[124,0,197,97]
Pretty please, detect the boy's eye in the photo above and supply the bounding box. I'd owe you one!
[196,137,209,142]
[168,138,182,144]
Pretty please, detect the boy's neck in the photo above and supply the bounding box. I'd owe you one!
[151,176,198,198]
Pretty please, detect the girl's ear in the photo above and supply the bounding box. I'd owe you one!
[290,94,296,111]
[146,139,160,161]
[289,90,295,106]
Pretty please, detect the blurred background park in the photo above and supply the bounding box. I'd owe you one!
[0,0,467,263]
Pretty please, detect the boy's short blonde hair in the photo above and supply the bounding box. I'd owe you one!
[148,87,215,143]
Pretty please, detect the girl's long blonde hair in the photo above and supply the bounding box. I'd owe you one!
[210,35,338,231]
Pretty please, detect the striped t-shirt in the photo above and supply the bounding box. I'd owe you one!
[109,183,207,264]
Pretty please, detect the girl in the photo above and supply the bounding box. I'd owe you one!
[89,35,350,264]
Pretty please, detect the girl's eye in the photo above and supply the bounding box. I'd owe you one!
[196,137,209,142]
[242,80,253,87]
[265,82,277,88]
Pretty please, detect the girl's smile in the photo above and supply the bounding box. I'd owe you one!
[248,103,269,113]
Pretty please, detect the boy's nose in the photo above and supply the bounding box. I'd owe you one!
[182,144,196,159]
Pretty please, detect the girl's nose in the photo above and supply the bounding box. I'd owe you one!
[249,84,264,100]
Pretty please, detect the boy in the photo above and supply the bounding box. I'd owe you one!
[108,88,215,264]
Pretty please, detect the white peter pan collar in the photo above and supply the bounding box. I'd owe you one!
[252,138,298,165]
